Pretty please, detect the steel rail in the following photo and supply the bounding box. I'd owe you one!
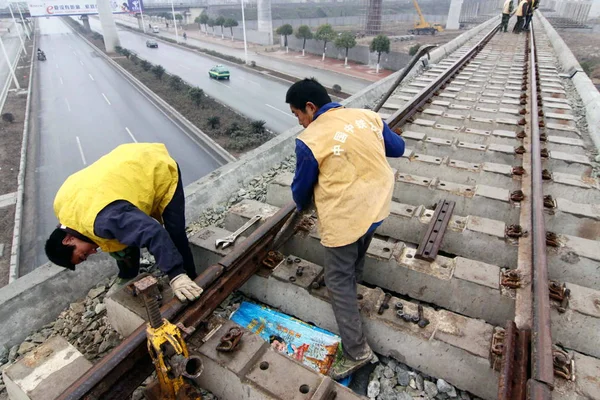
[56,202,296,400]
[373,44,437,113]
[528,21,554,390]
[385,22,501,130]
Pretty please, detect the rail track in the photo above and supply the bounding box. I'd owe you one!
[57,14,599,400]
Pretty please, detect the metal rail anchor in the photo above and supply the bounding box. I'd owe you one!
[134,276,203,400]
[215,215,262,249]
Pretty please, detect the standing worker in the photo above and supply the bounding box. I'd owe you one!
[501,0,514,32]
[45,143,203,303]
[285,78,405,379]
[513,0,529,33]
[523,0,539,31]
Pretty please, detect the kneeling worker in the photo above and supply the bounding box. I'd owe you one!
[45,143,203,302]
[286,79,405,379]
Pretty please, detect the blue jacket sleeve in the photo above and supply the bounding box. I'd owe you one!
[383,122,405,158]
[291,139,319,212]
[94,201,185,279]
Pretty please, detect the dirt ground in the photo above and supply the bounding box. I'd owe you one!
[555,28,600,86]
[0,43,33,288]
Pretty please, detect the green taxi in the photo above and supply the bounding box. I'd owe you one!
[208,65,230,80]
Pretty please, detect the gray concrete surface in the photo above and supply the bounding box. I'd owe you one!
[217,200,600,360]
[194,318,366,400]
[2,336,92,400]
[0,256,116,350]
[537,11,600,152]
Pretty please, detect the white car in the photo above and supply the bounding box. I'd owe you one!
[152,26,160,33]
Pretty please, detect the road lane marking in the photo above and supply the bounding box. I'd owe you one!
[178,64,191,70]
[238,76,260,85]
[75,136,87,165]
[59,77,63,85]
[55,63,59,69]
[65,98,71,112]
[213,80,231,89]
[125,127,137,143]
[102,93,111,105]
[89,74,94,81]
[79,60,84,65]
[265,103,295,118]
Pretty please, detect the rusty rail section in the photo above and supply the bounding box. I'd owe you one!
[528,21,554,392]
[56,202,296,400]
[499,21,554,399]
[386,22,500,130]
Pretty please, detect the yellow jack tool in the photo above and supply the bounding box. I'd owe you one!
[134,276,203,400]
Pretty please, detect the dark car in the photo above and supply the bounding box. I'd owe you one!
[146,40,158,48]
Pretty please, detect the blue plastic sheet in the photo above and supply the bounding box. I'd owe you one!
[231,301,351,385]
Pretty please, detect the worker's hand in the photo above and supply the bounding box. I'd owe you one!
[170,274,203,302]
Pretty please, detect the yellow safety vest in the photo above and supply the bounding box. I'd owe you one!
[516,0,528,16]
[503,0,512,14]
[54,143,179,252]
[298,108,395,248]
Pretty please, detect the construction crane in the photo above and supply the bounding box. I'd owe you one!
[408,0,444,35]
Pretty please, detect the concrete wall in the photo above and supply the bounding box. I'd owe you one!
[244,13,448,30]
[0,14,500,351]
[283,35,412,71]
[536,11,600,151]
[0,258,117,350]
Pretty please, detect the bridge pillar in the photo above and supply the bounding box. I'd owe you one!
[447,0,463,29]
[96,0,121,52]
[136,14,144,30]
[81,15,91,31]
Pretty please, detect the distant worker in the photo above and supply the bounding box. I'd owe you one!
[45,143,203,303]
[501,0,514,32]
[183,32,187,40]
[286,78,405,380]
[513,0,529,33]
[523,0,539,31]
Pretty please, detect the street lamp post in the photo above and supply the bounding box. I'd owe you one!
[139,6,146,33]
[170,0,179,43]
[241,0,248,64]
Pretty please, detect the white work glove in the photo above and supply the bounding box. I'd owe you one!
[170,274,203,302]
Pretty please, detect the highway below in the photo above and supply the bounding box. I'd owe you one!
[23,17,224,274]
[85,17,301,134]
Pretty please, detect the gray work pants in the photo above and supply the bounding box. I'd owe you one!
[323,231,374,360]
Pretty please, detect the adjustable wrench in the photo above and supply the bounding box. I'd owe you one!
[215,215,262,249]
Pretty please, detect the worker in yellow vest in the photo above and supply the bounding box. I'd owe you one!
[45,143,203,302]
[523,0,539,31]
[513,0,529,33]
[286,78,405,379]
[501,0,514,32]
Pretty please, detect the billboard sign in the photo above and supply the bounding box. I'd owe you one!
[27,0,143,17]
